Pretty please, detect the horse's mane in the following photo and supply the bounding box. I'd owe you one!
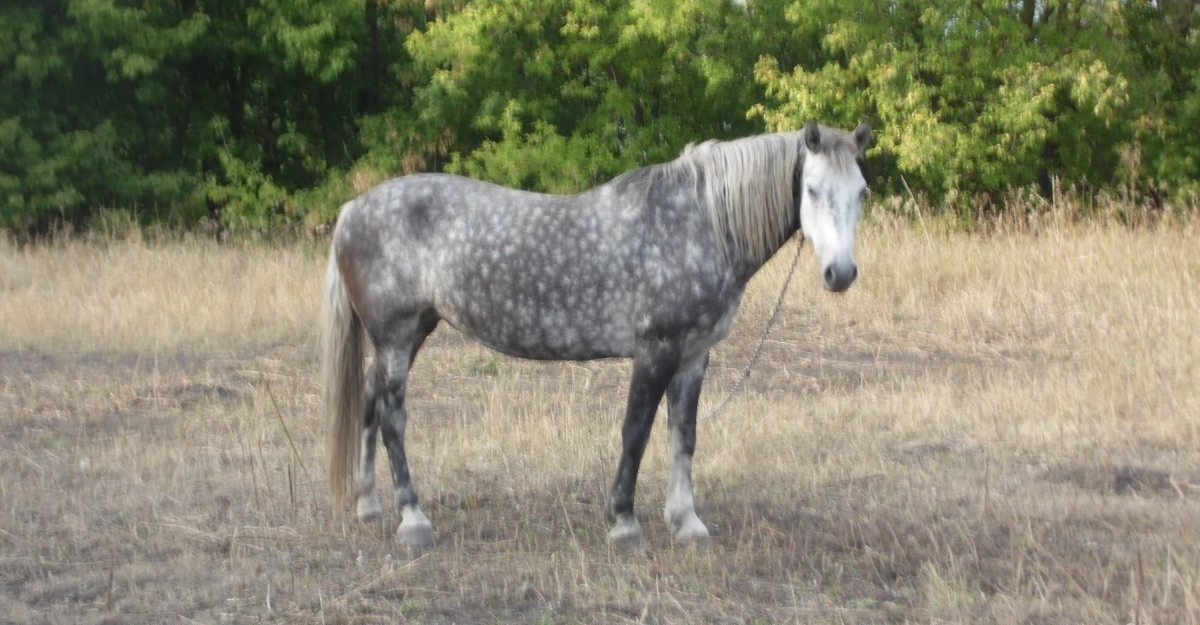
[672,128,860,264]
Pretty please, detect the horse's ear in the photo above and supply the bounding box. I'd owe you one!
[804,122,821,152]
[852,122,873,154]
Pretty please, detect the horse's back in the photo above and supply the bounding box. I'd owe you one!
[339,173,619,245]
[333,173,645,359]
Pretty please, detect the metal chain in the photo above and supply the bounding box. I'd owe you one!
[700,238,804,422]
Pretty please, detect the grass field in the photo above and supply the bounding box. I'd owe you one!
[1,215,1198,624]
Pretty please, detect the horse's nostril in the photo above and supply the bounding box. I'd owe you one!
[823,263,856,292]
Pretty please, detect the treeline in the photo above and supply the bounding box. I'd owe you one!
[2,0,1197,235]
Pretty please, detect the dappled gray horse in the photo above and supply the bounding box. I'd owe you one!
[322,122,872,548]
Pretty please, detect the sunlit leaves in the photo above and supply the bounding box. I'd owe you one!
[751,0,1183,206]
[1,0,1197,234]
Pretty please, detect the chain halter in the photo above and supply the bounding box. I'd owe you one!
[700,236,804,421]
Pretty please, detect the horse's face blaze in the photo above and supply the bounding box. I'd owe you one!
[799,139,869,293]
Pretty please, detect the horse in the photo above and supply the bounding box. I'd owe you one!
[321,121,872,549]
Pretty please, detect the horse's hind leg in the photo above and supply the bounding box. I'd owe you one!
[663,352,711,543]
[355,362,384,522]
[375,312,439,548]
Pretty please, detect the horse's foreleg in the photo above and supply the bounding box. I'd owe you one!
[356,364,383,522]
[608,338,683,548]
[377,345,434,549]
[664,352,710,542]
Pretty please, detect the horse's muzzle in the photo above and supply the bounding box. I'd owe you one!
[823,262,858,293]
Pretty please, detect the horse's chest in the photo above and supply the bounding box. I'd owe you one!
[675,294,742,359]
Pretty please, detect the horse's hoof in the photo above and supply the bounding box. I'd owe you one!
[665,507,710,544]
[606,517,644,553]
[397,522,434,549]
[356,494,383,523]
[672,516,711,544]
[396,507,434,549]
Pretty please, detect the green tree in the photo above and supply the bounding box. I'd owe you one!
[0,1,207,232]
[385,0,799,196]
[3,0,1197,236]
[1121,0,1200,196]
[753,0,1199,209]
[0,0,425,234]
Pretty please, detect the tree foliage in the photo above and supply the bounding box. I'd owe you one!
[1,0,1197,235]
[754,0,1200,205]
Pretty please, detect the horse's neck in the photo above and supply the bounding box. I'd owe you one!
[728,220,801,284]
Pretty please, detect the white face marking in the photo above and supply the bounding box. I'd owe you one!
[799,152,866,274]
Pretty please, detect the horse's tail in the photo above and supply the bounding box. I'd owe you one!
[321,239,363,509]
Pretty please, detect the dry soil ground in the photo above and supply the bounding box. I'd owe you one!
[1,218,1198,624]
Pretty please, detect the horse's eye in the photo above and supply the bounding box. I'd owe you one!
[806,186,816,198]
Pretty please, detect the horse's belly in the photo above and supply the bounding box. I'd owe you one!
[476,332,631,361]
[437,297,636,361]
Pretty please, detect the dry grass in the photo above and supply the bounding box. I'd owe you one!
[0,233,324,353]
[1,216,1198,624]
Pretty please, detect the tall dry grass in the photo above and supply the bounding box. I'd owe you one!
[1,214,1198,624]
[0,233,324,353]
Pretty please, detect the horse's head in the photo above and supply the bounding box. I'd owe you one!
[797,122,872,292]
